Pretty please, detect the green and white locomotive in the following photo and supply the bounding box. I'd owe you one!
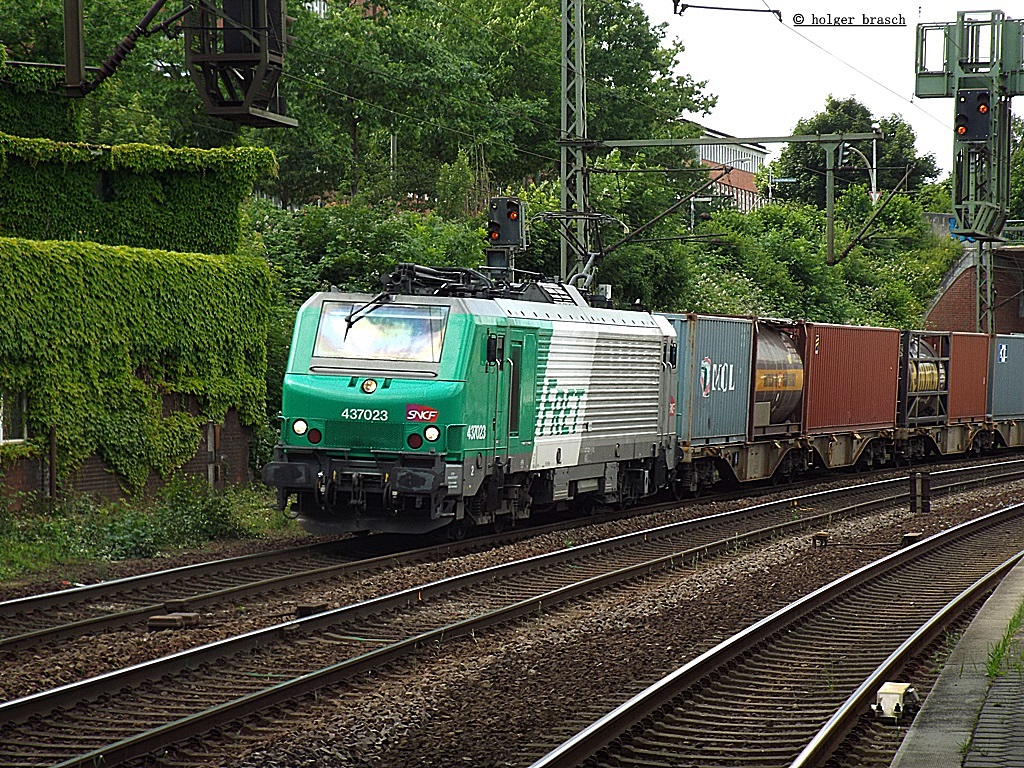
[263,264,677,535]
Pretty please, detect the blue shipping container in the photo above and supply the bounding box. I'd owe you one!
[989,334,1024,419]
[665,314,754,446]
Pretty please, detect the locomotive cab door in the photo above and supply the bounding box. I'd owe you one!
[485,329,509,465]
[485,327,536,522]
[504,330,536,473]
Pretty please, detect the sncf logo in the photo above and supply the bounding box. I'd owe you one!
[406,404,439,422]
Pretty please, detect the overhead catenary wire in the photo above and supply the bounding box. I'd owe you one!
[755,0,951,132]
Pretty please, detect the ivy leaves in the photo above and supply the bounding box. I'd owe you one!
[0,237,270,490]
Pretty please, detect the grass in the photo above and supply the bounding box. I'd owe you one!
[0,476,299,583]
[985,598,1024,678]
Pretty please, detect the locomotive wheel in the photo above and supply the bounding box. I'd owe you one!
[671,477,687,500]
[492,514,509,534]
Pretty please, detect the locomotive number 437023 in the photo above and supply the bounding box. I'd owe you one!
[340,408,389,421]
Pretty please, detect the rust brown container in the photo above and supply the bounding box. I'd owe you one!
[801,322,900,433]
[948,332,989,422]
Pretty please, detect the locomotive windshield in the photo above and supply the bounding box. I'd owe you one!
[313,301,449,363]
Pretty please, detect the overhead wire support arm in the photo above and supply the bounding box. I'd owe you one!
[603,169,733,259]
[673,3,781,21]
[833,165,914,264]
[579,132,884,150]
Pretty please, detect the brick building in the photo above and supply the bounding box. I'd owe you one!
[697,127,768,213]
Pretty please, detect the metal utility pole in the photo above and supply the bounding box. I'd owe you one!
[560,0,588,280]
[915,10,1024,333]
[64,0,86,97]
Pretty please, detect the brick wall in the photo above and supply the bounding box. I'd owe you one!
[926,264,1024,334]
[926,269,977,332]
[1,408,253,506]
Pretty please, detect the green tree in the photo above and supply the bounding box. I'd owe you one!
[1009,116,1024,220]
[687,189,960,326]
[763,96,939,209]
[585,1,715,147]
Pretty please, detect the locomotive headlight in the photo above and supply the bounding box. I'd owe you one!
[424,425,441,442]
[292,419,309,436]
[361,378,378,394]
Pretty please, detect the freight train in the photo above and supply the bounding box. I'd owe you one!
[262,263,1024,536]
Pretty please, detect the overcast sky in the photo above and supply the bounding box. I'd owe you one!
[637,1,1017,177]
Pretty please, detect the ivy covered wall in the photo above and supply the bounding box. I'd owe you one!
[0,54,82,142]
[0,237,271,490]
[0,132,277,254]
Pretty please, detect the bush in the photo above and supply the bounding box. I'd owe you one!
[154,475,245,548]
[0,481,292,582]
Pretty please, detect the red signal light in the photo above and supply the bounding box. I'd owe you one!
[978,103,989,114]
[955,113,969,137]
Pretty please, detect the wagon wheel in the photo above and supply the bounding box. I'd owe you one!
[671,470,695,500]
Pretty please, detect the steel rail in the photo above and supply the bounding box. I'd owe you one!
[0,471,949,767]
[3,458,1018,657]
[0,508,647,652]
[0,489,880,722]
[527,503,1024,768]
[788,550,1024,768]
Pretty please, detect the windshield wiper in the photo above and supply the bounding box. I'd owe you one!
[344,291,389,339]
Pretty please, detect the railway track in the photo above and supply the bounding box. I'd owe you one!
[529,506,1024,768]
[0,507,662,654]
[0,462,1020,767]
[2,459,1018,660]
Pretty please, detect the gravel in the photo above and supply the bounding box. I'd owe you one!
[194,481,1024,767]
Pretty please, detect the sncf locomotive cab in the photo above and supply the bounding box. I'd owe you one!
[263,290,505,535]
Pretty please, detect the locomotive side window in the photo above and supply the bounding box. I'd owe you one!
[313,302,449,363]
